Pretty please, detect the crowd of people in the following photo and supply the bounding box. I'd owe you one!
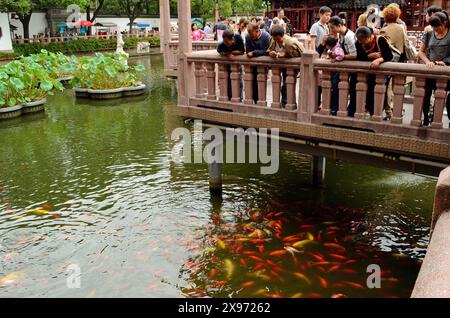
[207,5,450,127]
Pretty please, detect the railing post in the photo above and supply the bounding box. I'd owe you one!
[299,51,318,122]
[354,73,368,119]
[195,62,205,98]
[271,67,281,108]
[337,72,349,117]
[372,74,386,122]
[411,77,425,126]
[177,0,194,106]
[218,63,229,101]
[257,66,267,107]
[206,62,216,100]
[391,75,406,124]
[230,65,241,103]
[430,79,447,129]
[319,71,332,115]
[285,68,297,110]
[243,65,254,105]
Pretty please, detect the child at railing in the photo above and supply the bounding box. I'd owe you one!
[325,36,345,62]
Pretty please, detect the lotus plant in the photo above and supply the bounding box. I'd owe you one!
[71,53,145,90]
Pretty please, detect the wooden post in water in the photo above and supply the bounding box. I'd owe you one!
[311,156,326,187]
[207,140,223,194]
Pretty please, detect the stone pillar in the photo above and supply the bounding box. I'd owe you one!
[177,0,194,106]
[311,156,326,187]
[160,0,171,69]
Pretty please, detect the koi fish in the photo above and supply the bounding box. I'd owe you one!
[240,258,248,267]
[216,239,227,249]
[269,250,287,257]
[341,269,358,275]
[240,281,255,288]
[317,276,328,288]
[208,269,217,279]
[299,225,313,230]
[258,245,264,253]
[329,253,347,261]
[284,246,301,256]
[331,293,347,298]
[323,243,346,252]
[328,265,341,272]
[344,281,365,289]
[248,255,265,263]
[292,240,314,249]
[210,281,227,288]
[293,272,311,285]
[224,259,234,279]
[0,272,22,286]
[249,239,266,244]
[28,209,49,215]
[310,253,325,262]
[291,292,303,298]
[253,263,265,271]
[306,232,314,241]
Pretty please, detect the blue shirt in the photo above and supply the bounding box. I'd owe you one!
[245,30,271,57]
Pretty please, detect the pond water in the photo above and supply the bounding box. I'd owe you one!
[0,55,436,298]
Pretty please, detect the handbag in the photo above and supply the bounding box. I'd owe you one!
[403,31,417,61]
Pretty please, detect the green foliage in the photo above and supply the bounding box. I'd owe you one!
[13,36,160,56]
[71,52,145,90]
[0,50,67,108]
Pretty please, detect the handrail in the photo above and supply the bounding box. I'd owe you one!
[314,58,450,80]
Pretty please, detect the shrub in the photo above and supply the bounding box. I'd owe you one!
[12,35,160,57]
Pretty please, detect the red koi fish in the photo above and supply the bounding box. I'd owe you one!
[329,253,347,261]
[269,250,288,257]
[318,276,328,288]
[240,281,255,288]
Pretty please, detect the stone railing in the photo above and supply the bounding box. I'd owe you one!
[167,40,217,71]
[412,166,450,298]
[187,50,303,122]
[183,50,450,143]
[13,32,158,44]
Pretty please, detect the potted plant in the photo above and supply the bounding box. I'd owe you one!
[71,53,146,100]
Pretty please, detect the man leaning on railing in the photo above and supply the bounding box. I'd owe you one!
[217,29,245,101]
[245,23,272,104]
[267,25,305,108]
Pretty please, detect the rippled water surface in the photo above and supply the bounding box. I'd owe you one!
[0,55,436,297]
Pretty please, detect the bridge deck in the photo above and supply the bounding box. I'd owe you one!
[176,50,450,176]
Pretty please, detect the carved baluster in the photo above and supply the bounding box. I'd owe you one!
[257,66,267,107]
[372,74,386,122]
[411,77,426,126]
[337,72,349,117]
[319,71,332,115]
[218,64,229,101]
[355,73,368,119]
[205,62,216,100]
[194,62,205,98]
[230,64,241,103]
[271,67,281,108]
[391,75,406,124]
[243,65,254,105]
[286,68,297,110]
[430,79,447,129]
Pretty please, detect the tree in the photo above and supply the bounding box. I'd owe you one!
[117,0,148,33]
[0,0,89,39]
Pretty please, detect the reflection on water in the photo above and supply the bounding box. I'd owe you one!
[0,55,435,297]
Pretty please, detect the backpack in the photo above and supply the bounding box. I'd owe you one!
[376,35,401,62]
